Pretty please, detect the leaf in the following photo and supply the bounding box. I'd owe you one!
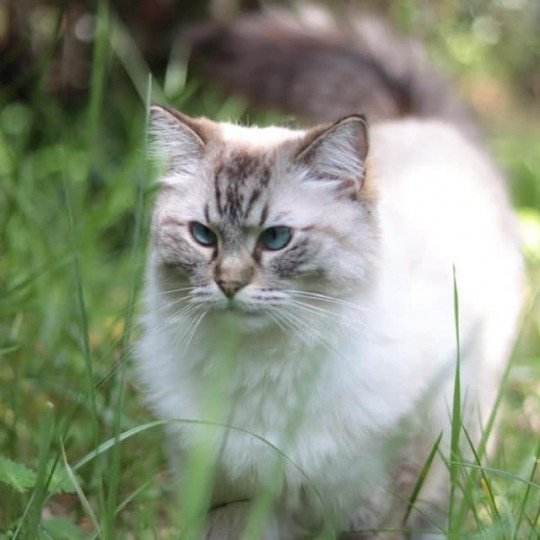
[0,456,37,493]
[47,460,78,495]
[41,517,89,540]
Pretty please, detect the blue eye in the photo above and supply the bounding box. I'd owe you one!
[190,222,217,247]
[259,226,292,251]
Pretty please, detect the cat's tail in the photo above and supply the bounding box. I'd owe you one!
[187,6,478,138]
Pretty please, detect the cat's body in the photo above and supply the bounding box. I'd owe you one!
[136,8,524,539]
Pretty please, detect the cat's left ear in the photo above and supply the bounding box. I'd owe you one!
[297,115,369,193]
[149,105,212,177]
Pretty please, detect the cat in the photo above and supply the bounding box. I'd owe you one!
[136,7,524,539]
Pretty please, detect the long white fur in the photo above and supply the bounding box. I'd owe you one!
[136,117,524,538]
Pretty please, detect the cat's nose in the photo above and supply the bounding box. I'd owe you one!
[216,280,244,298]
[215,255,253,298]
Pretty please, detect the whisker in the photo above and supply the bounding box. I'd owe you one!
[263,309,290,335]
[171,303,202,322]
[152,304,200,337]
[169,309,204,350]
[284,308,324,338]
[274,308,318,347]
[289,299,341,318]
[182,310,207,352]
[288,300,356,330]
[154,296,191,314]
[153,286,197,296]
[282,306,349,360]
[154,289,214,315]
[282,289,369,312]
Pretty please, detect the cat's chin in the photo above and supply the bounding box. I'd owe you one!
[208,304,276,333]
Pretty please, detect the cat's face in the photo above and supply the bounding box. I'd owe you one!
[149,106,378,332]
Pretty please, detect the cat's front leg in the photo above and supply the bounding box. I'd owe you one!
[205,501,283,540]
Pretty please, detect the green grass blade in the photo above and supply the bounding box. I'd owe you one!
[115,479,153,516]
[402,431,443,528]
[103,372,125,540]
[61,145,107,533]
[109,12,164,103]
[60,440,101,537]
[123,74,152,344]
[462,426,501,527]
[21,403,55,538]
[455,290,538,529]
[527,504,540,540]
[61,153,99,433]
[103,71,152,540]
[514,436,540,539]
[479,287,538,462]
[446,460,540,490]
[87,0,109,157]
[448,265,462,536]
[70,418,328,521]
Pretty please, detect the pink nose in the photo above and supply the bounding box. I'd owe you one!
[216,280,244,298]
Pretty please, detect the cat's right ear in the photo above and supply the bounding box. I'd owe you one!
[149,105,209,177]
[296,115,369,195]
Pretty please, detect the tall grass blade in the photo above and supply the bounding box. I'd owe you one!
[61,440,101,537]
[61,144,107,531]
[103,372,125,539]
[70,418,327,517]
[402,431,443,529]
[514,436,540,539]
[462,426,501,527]
[61,151,99,432]
[446,461,540,489]
[109,12,165,103]
[115,479,153,516]
[123,73,152,344]
[21,403,55,538]
[103,69,152,540]
[448,265,462,536]
[455,290,539,528]
[87,0,109,157]
[527,504,540,540]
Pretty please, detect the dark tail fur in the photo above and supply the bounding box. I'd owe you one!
[187,6,478,138]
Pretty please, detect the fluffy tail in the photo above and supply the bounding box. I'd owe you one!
[187,6,477,137]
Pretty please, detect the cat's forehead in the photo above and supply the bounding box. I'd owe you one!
[217,122,304,147]
[209,145,275,228]
[200,123,304,228]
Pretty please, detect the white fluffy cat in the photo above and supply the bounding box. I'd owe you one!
[136,9,524,539]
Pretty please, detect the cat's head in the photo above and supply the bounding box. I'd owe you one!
[148,105,378,332]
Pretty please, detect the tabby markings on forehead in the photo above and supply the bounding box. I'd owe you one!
[212,151,272,225]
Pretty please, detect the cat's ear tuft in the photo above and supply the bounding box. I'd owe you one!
[297,115,369,191]
[149,105,211,176]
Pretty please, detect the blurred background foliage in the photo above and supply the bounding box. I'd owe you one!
[0,0,539,537]
[2,0,539,203]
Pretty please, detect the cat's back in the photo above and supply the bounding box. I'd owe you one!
[371,118,519,260]
[369,119,523,374]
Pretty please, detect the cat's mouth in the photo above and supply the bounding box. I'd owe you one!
[206,300,273,333]
[221,301,266,317]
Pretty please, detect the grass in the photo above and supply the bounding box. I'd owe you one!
[1,2,540,538]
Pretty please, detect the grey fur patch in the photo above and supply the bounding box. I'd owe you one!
[269,238,318,278]
[212,150,273,224]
